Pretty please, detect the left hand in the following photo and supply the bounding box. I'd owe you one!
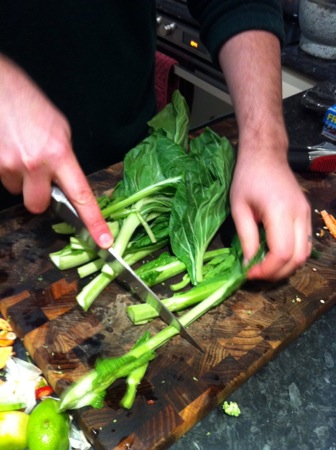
[230,143,312,281]
[218,30,312,281]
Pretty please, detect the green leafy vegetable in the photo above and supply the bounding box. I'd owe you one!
[49,91,264,412]
[169,128,235,285]
[59,234,267,411]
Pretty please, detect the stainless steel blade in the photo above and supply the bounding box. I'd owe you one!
[50,186,203,352]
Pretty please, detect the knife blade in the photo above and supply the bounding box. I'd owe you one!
[50,186,203,352]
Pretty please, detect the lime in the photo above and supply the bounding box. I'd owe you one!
[27,398,70,450]
[0,410,29,450]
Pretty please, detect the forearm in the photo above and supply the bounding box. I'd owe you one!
[218,30,288,161]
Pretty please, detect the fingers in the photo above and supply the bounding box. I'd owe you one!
[246,206,312,281]
[1,172,23,195]
[55,156,113,249]
[231,202,261,265]
[1,146,113,250]
[23,174,51,214]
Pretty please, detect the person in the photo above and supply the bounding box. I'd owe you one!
[0,1,312,282]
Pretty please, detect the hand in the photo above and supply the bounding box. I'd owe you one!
[230,143,312,281]
[0,55,112,248]
[218,30,312,280]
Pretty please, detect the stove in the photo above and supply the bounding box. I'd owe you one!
[155,0,228,92]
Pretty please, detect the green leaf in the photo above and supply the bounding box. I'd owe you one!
[169,131,236,284]
[148,90,190,149]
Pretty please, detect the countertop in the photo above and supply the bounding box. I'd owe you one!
[281,20,336,82]
[171,94,336,450]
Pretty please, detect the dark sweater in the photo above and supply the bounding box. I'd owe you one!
[0,0,284,207]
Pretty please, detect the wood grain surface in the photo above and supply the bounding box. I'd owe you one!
[1,136,336,449]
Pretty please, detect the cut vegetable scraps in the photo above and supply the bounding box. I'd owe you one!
[59,234,267,412]
[0,318,16,369]
[0,357,43,414]
[320,209,336,239]
[222,401,241,417]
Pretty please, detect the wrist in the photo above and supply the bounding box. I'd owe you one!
[237,123,289,163]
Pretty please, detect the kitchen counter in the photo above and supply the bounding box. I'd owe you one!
[281,20,336,82]
[171,94,336,450]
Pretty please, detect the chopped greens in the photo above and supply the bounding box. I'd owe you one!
[49,90,266,412]
[59,234,267,412]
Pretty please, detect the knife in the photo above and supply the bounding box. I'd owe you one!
[50,186,203,352]
[288,141,336,172]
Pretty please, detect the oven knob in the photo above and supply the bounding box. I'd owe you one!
[159,22,176,36]
[156,15,162,26]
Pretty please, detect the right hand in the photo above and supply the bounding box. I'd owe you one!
[0,54,113,248]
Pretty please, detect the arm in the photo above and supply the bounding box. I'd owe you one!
[0,54,112,248]
[218,31,312,280]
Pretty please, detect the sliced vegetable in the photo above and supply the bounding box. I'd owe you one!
[120,332,152,409]
[59,234,267,412]
[0,331,16,347]
[320,209,336,239]
[222,401,241,417]
[35,385,54,400]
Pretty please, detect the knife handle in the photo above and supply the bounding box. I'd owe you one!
[287,151,310,171]
[288,145,310,152]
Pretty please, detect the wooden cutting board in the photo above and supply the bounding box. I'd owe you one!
[1,159,336,450]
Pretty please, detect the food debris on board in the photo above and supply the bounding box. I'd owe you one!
[315,209,336,240]
[0,349,91,449]
[222,401,241,417]
[0,318,16,369]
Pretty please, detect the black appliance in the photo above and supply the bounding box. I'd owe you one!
[156,0,228,93]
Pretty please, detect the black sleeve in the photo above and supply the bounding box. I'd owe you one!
[187,0,285,66]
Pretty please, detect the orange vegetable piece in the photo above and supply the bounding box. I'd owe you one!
[0,331,16,347]
[320,210,336,239]
[0,319,16,347]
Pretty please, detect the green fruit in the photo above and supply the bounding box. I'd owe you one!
[27,398,70,450]
[0,410,29,450]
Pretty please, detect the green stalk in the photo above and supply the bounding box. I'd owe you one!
[120,331,152,409]
[70,236,94,252]
[50,221,120,271]
[101,177,181,219]
[59,261,248,412]
[120,363,149,409]
[127,276,226,324]
[101,197,172,277]
[101,210,144,277]
[77,259,105,278]
[77,238,168,279]
[52,222,75,234]
[76,272,114,311]
[49,245,97,270]
[76,241,168,310]
[135,248,230,287]
[59,333,155,412]
[128,271,245,360]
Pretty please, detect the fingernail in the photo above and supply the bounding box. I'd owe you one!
[99,233,113,248]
